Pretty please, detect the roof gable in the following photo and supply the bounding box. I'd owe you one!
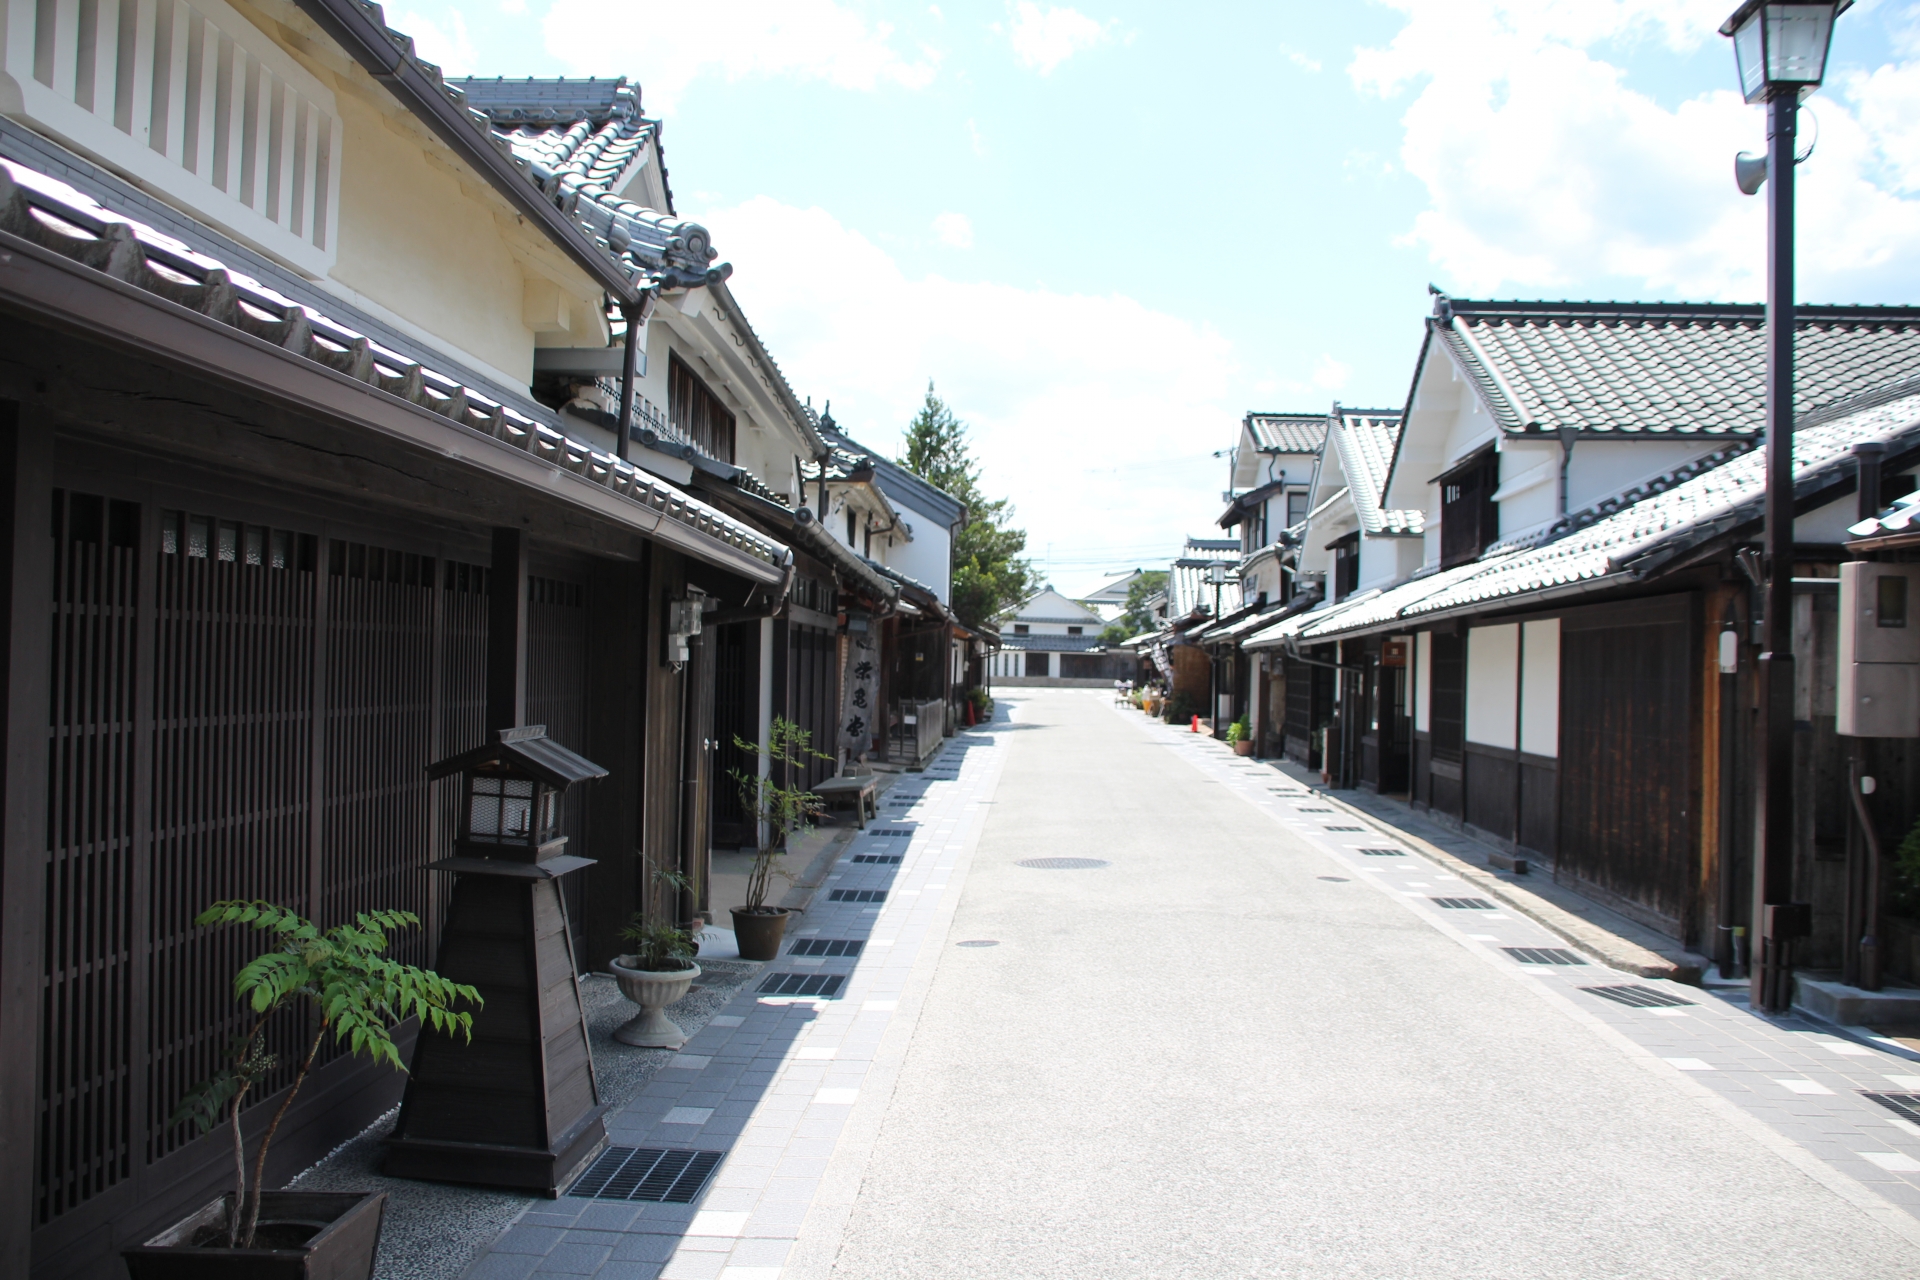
[1008,588,1104,624]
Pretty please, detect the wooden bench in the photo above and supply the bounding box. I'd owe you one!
[812,775,880,829]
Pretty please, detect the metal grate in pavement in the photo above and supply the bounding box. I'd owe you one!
[1503,947,1587,965]
[1359,848,1407,857]
[1298,807,1333,813]
[956,940,999,948]
[1324,826,1366,832]
[1431,897,1497,909]
[789,939,864,957]
[759,973,846,997]
[1581,984,1695,1008]
[568,1147,722,1203]
[1016,857,1110,869]
[1863,1093,1920,1125]
[869,828,915,837]
[828,889,886,902]
[852,854,902,864]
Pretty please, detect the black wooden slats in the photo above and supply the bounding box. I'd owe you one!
[709,623,755,847]
[787,626,837,792]
[527,575,590,963]
[40,493,142,1222]
[146,511,316,1172]
[33,489,602,1232]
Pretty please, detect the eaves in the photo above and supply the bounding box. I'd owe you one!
[293,0,642,303]
[0,216,786,584]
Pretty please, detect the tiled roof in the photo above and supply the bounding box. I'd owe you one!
[1437,296,1920,437]
[1851,489,1920,541]
[998,632,1110,652]
[1297,379,1920,640]
[0,154,787,570]
[446,75,725,290]
[1167,538,1242,619]
[1246,412,1329,454]
[1328,410,1423,536]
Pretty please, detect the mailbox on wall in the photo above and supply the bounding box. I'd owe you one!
[1838,561,1920,737]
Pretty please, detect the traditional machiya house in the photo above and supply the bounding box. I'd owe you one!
[988,587,1128,686]
[1244,292,1920,980]
[0,4,845,1273]
[1131,537,1240,717]
[1239,406,1420,773]
[793,411,969,766]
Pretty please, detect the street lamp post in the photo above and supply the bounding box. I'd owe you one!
[1720,0,1849,1013]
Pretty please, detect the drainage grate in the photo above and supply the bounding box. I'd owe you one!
[828,889,887,903]
[1503,946,1587,965]
[852,854,902,864]
[758,972,847,997]
[569,1147,722,1203]
[1324,826,1366,832]
[1430,897,1497,910]
[1581,984,1695,1009]
[1359,848,1406,857]
[869,828,916,837]
[955,940,999,948]
[789,939,864,957]
[1318,876,1350,882]
[1015,857,1110,870]
[1863,1093,1920,1125]
[1297,807,1334,813]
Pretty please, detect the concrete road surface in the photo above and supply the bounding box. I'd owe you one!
[817,690,1920,1279]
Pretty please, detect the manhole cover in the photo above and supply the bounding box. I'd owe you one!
[956,940,999,948]
[1016,857,1109,870]
[569,1147,722,1203]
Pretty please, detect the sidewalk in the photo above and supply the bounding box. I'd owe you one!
[458,724,1009,1280]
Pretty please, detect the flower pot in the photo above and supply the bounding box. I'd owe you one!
[730,906,790,961]
[609,956,701,1049]
[1233,739,1255,756]
[122,1190,385,1280]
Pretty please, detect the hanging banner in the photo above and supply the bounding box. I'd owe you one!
[841,620,879,766]
[1150,640,1173,681]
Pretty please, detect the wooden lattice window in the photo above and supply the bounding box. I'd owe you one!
[669,353,737,463]
[1439,449,1499,568]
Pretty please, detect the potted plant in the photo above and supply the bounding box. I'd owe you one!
[609,868,702,1049]
[124,902,480,1280]
[728,716,830,961]
[1227,716,1255,756]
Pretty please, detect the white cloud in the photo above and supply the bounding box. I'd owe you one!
[932,212,975,248]
[539,0,938,111]
[705,198,1238,593]
[1006,3,1110,75]
[386,6,477,72]
[967,118,989,156]
[1311,354,1351,392]
[1281,45,1322,73]
[1353,0,1920,300]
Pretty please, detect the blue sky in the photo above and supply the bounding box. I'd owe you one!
[391,0,1920,596]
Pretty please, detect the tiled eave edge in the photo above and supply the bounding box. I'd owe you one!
[0,167,789,584]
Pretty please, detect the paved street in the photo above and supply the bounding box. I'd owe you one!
[468,689,1920,1280]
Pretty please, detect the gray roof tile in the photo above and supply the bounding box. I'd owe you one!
[1246,412,1329,454]
[1440,297,1920,437]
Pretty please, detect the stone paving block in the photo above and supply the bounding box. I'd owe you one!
[659,1252,727,1280]
[463,1252,542,1280]
[590,1262,665,1280]
[495,1225,566,1256]
[534,1242,614,1274]
[724,1238,794,1267]
[572,1203,644,1232]
[610,1234,680,1263]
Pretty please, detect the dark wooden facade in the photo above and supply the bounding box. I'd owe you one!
[3,304,767,1275]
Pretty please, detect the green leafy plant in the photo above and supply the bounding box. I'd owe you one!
[1892,814,1920,919]
[1226,717,1251,744]
[966,687,993,720]
[729,717,831,912]
[1162,692,1197,725]
[171,902,481,1249]
[620,866,697,971]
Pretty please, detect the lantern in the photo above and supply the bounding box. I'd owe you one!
[1720,1,1848,103]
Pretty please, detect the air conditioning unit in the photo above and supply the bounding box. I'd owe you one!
[1838,561,1920,737]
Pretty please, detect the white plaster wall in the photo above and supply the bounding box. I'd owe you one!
[1493,439,1561,541]
[1414,630,1431,731]
[1566,439,1725,514]
[1520,619,1560,757]
[881,507,953,603]
[1465,623,1519,747]
[1795,491,1864,545]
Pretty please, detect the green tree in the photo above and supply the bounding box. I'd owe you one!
[897,382,1036,630]
[1096,571,1167,643]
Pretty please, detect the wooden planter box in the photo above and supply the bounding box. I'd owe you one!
[122,1190,385,1280]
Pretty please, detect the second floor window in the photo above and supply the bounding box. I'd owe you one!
[1287,490,1309,529]
[1438,448,1499,568]
[1331,532,1360,600]
[1013,624,1030,635]
[669,352,737,462]
[1067,626,1082,636]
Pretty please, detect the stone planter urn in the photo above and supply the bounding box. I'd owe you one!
[608,956,701,1049]
[1233,739,1255,756]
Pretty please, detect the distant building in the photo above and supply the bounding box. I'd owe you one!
[989,588,1129,684]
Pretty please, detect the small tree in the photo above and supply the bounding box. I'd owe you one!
[172,903,481,1248]
[729,717,831,912]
